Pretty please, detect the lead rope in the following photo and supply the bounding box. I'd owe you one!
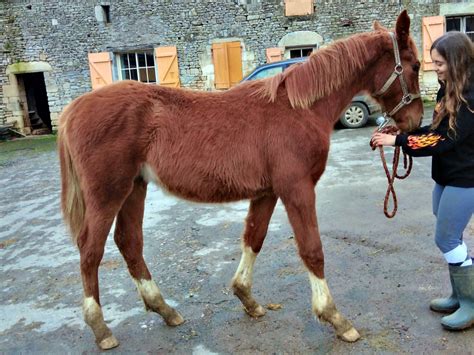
[371,126,413,218]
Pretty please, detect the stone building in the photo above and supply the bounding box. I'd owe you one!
[1,0,473,134]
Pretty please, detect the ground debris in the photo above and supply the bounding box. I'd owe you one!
[0,238,17,249]
[266,303,283,311]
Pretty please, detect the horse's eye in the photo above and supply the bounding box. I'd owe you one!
[412,62,420,72]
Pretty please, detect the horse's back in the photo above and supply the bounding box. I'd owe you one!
[58,79,321,203]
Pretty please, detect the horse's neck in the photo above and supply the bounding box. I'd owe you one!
[357,36,388,91]
[319,34,387,125]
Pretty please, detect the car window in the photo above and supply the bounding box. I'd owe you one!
[251,66,284,80]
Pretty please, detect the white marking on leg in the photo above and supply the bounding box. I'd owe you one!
[133,278,163,304]
[83,296,103,321]
[133,278,184,326]
[308,273,332,314]
[308,274,361,342]
[83,297,119,349]
[232,246,257,288]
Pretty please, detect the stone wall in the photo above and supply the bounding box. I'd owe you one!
[1,1,12,126]
[0,0,470,129]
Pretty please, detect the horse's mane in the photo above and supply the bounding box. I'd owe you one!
[256,33,373,109]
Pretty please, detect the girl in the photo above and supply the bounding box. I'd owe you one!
[372,31,474,330]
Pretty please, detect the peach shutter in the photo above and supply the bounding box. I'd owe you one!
[226,42,243,87]
[154,46,181,87]
[212,43,229,89]
[88,52,113,90]
[422,16,445,71]
[212,41,243,89]
[285,0,313,17]
[266,48,283,63]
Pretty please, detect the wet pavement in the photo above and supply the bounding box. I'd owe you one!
[1,108,474,354]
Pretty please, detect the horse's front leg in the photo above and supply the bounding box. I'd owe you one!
[232,194,278,317]
[280,180,360,342]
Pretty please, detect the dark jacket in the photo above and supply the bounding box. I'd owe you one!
[395,84,474,187]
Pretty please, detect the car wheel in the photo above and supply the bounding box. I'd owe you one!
[340,102,369,128]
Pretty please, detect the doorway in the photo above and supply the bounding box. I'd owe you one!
[17,72,52,134]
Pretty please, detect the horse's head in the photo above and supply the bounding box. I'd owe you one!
[371,10,423,132]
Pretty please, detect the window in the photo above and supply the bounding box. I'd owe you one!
[101,5,110,23]
[94,5,110,24]
[252,66,284,80]
[446,15,474,41]
[242,58,307,81]
[289,47,314,58]
[117,52,157,83]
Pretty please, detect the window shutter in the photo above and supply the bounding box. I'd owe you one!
[88,52,113,90]
[422,16,445,71]
[212,43,230,89]
[285,0,314,17]
[266,48,283,63]
[154,46,181,87]
[212,41,243,89]
[226,42,243,87]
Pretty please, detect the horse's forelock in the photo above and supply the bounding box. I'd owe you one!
[256,34,372,109]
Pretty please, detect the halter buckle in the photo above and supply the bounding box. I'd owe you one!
[394,64,403,75]
[402,94,413,104]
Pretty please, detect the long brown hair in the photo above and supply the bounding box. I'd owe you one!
[430,31,474,133]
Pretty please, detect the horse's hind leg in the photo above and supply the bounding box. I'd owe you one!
[114,177,184,326]
[280,180,360,342]
[79,210,120,350]
[232,194,278,317]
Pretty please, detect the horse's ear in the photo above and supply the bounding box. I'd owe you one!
[395,10,410,45]
[373,20,387,31]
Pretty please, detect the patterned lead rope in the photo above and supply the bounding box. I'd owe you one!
[369,31,420,218]
[370,126,412,218]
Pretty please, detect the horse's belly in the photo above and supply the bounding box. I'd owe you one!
[140,164,265,203]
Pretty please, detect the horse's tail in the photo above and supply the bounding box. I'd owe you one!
[58,108,85,246]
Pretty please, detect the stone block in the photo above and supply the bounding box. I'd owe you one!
[3,85,19,97]
[48,84,59,93]
[7,101,21,112]
[9,114,24,128]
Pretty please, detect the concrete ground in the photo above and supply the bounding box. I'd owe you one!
[1,107,473,354]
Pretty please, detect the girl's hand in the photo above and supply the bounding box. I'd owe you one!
[371,132,396,146]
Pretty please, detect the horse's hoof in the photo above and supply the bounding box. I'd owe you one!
[165,311,185,326]
[340,327,361,342]
[246,304,266,318]
[98,335,119,350]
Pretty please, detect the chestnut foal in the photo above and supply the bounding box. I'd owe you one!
[59,11,422,349]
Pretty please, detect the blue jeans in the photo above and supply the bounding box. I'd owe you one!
[432,183,474,254]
